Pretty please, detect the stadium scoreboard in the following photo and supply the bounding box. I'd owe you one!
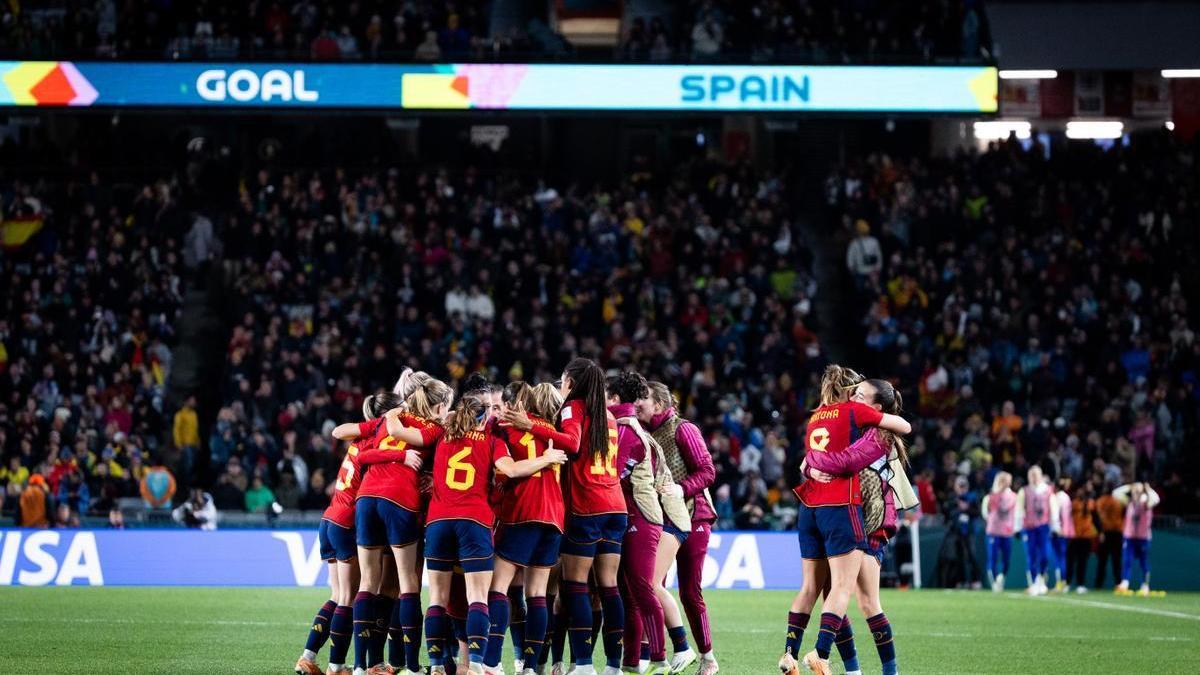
[0,61,997,113]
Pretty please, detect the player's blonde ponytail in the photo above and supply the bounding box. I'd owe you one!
[394,368,433,402]
[405,378,453,421]
[819,364,864,406]
[528,382,565,422]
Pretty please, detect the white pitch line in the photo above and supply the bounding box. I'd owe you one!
[738,627,1192,641]
[1039,595,1200,622]
[0,616,298,628]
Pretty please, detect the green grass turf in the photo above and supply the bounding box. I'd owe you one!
[1,587,1198,674]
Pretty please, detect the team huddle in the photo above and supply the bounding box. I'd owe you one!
[294,355,1160,675]
[294,358,720,675]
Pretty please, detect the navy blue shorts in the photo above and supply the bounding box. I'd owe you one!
[495,523,563,568]
[664,523,690,545]
[866,535,888,565]
[561,513,628,558]
[319,519,358,561]
[796,503,868,559]
[355,496,421,548]
[425,520,494,573]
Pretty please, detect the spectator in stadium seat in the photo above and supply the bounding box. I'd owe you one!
[414,30,441,61]
[1,455,29,497]
[275,470,302,510]
[173,395,200,479]
[690,12,723,59]
[53,502,80,528]
[17,474,52,528]
[172,487,218,530]
[244,474,276,514]
[300,469,330,511]
[56,463,90,515]
[212,470,247,511]
[845,220,882,290]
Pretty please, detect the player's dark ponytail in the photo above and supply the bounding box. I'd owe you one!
[444,392,487,440]
[461,372,493,397]
[363,391,403,420]
[866,378,908,466]
[563,357,610,461]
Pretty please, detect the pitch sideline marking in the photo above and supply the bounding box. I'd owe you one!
[1040,595,1200,622]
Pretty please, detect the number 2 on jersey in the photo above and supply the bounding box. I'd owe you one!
[446,446,476,490]
[335,445,357,491]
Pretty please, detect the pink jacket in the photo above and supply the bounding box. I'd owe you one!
[610,402,652,518]
[648,407,717,523]
[804,428,896,537]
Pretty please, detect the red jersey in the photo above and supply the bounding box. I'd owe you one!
[794,401,885,507]
[322,442,364,528]
[426,430,510,528]
[357,413,444,512]
[528,400,625,516]
[499,416,566,531]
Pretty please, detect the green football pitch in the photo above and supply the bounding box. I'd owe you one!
[1,587,1198,674]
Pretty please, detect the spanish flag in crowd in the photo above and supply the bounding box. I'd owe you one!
[0,216,43,249]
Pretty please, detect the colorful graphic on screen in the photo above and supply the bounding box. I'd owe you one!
[0,62,997,113]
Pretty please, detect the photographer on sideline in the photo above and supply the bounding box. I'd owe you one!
[172,487,218,530]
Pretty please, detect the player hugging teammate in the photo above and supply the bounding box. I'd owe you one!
[294,360,720,675]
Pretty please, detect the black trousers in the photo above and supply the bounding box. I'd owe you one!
[1094,530,1122,588]
[1066,537,1093,588]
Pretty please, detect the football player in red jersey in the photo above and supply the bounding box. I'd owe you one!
[804,379,912,675]
[295,391,402,675]
[423,392,567,675]
[353,377,453,675]
[502,358,624,675]
[782,366,910,675]
[485,383,568,675]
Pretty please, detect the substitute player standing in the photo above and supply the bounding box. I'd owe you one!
[1016,466,1053,596]
[982,472,1017,593]
[1113,482,1160,595]
[641,381,718,675]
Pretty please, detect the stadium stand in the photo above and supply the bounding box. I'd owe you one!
[828,133,1200,513]
[3,130,1199,528]
[211,159,819,528]
[0,0,990,63]
[1,172,185,518]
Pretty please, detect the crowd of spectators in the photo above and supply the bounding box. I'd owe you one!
[0,174,186,527]
[3,0,991,64]
[210,159,823,529]
[621,0,991,63]
[0,0,546,62]
[831,132,1200,516]
[4,131,1199,531]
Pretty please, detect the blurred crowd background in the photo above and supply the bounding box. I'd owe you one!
[1,2,1197,560]
[0,0,989,63]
